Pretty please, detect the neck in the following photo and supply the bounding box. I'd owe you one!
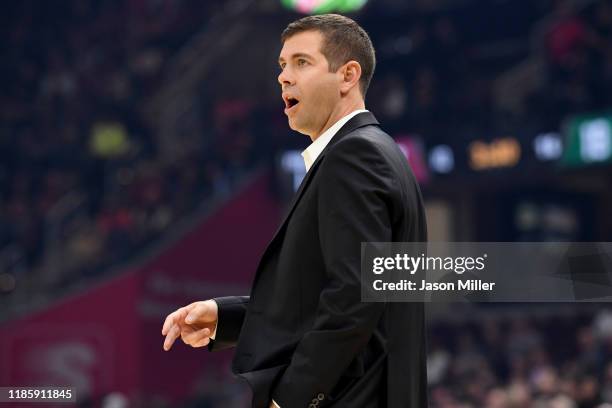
[310,99,365,142]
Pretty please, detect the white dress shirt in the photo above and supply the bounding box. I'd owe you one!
[301,109,369,172]
[212,109,368,408]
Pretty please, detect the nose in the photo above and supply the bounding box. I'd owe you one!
[278,66,294,87]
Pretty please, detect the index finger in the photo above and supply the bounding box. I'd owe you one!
[163,324,181,351]
[162,307,185,335]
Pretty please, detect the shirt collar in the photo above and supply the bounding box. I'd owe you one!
[301,109,368,172]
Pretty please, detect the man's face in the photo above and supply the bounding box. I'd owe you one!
[278,30,341,137]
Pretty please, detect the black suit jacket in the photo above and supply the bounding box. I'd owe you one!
[209,112,428,408]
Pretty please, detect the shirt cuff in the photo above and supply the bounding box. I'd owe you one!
[272,399,281,408]
[210,320,218,340]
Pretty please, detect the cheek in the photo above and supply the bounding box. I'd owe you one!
[306,78,336,109]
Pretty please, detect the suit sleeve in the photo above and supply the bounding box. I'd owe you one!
[272,137,393,406]
[207,295,250,352]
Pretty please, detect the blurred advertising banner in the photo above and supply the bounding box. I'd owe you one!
[0,174,280,406]
[0,273,141,405]
[562,112,612,167]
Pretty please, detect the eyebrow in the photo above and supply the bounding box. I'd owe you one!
[278,52,314,65]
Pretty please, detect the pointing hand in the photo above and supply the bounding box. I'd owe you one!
[161,300,218,351]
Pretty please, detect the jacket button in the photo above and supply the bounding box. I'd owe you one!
[317,393,325,400]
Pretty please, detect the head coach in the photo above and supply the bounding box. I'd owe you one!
[162,14,428,408]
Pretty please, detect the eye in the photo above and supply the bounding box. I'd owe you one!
[279,62,286,70]
[297,58,308,66]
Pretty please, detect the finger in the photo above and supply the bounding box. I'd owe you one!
[161,316,172,336]
[181,328,211,345]
[162,306,193,335]
[191,337,211,348]
[163,325,181,351]
[164,325,180,351]
[162,308,181,335]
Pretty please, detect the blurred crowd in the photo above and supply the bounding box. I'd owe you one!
[0,0,259,292]
[534,0,612,123]
[428,308,612,408]
[367,0,612,143]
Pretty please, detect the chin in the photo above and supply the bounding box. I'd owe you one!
[288,119,303,132]
[291,124,310,136]
[287,117,312,136]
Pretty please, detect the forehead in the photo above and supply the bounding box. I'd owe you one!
[279,30,325,60]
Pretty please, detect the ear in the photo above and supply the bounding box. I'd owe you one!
[339,60,362,95]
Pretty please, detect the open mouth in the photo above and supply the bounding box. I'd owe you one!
[287,97,299,108]
[283,95,300,112]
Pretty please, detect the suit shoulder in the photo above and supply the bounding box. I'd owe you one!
[330,125,405,167]
[327,124,419,187]
[329,125,395,157]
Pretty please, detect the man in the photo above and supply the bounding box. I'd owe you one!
[162,14,428,408]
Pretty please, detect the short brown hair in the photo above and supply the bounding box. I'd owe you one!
[281,14,376,97]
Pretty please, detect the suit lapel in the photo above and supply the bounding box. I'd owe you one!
[252,112,380,283]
